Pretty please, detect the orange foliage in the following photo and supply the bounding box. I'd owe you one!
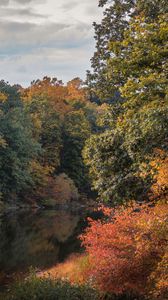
[39,254,89,285]
[149,250,168,300]
[22,76,70,116]
[22,76,89,117]
[67,78,87,103]
[150,150,168,202]
[80,203,168,298]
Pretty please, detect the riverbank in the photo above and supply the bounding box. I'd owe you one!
[0,204,101,292]
[38,253,88,285]
[0,202,93,213]
[0,196,97,215]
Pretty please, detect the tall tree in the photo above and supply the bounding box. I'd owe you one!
[84,13,168,203]
[87,0,168,101]
[22,77,64,174]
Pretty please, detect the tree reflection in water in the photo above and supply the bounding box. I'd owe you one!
[0,208,95,278]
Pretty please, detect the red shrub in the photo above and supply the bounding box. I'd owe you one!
[80,203,168,298]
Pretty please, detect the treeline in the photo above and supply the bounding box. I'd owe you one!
[0,0,167,208]
[0,77,97,203]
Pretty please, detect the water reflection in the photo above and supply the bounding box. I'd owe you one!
[0,208,94,278]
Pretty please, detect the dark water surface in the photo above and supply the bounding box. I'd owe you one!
[0,206,101,288]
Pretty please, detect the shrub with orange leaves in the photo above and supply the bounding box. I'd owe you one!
[80,203,168,298]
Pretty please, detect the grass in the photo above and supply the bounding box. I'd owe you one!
[1,273,99,300]
[39,253,89,284]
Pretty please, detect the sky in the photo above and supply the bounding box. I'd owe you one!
[0,0,103,86]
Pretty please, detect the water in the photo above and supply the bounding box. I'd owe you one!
[0,207,101,288]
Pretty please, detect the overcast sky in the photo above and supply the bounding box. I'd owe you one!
[0,0,103,86]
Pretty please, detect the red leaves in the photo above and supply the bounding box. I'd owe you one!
[80,203,168,297]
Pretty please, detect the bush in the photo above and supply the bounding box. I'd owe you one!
[2,274,99,300]
[80,203,168,299]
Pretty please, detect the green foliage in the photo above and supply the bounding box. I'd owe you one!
[23,85,63,174]
[0,82,40,200]
[87,0,168,100]
[2,274,99,300]
[84,13,168,203]
[61,110,91,191]
[40,111,62,170]
[0,76,98,201]
[83,132,143,204]
[0,80,22,111]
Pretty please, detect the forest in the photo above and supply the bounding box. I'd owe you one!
[0,76,96,205]
[0,0,167,299]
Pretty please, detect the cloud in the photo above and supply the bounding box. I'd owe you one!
[0,0,45,5]
[0,0,10,6]
[14,0,33,3]
[13,0,46,4]
[0,20,91,55]
[0,17,94,86]
[61,1,78,12]
[0,7,47,19]
[0,45,95,86]
[0,0,103,86]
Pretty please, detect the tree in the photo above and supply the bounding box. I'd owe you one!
[61,110,91,191]
[0,82,40,200]
[22,76,70,117]
[66,77,87,103]
[87,0,168,100]
[84,13,168,203]
[22,77,64,174]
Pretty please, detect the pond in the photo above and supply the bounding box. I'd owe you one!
[0,206,101,289]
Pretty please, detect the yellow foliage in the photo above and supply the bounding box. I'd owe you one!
[0,92,7,103]
[29,160,53,187]
[150,150,168,202]
[148,249,168,300]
